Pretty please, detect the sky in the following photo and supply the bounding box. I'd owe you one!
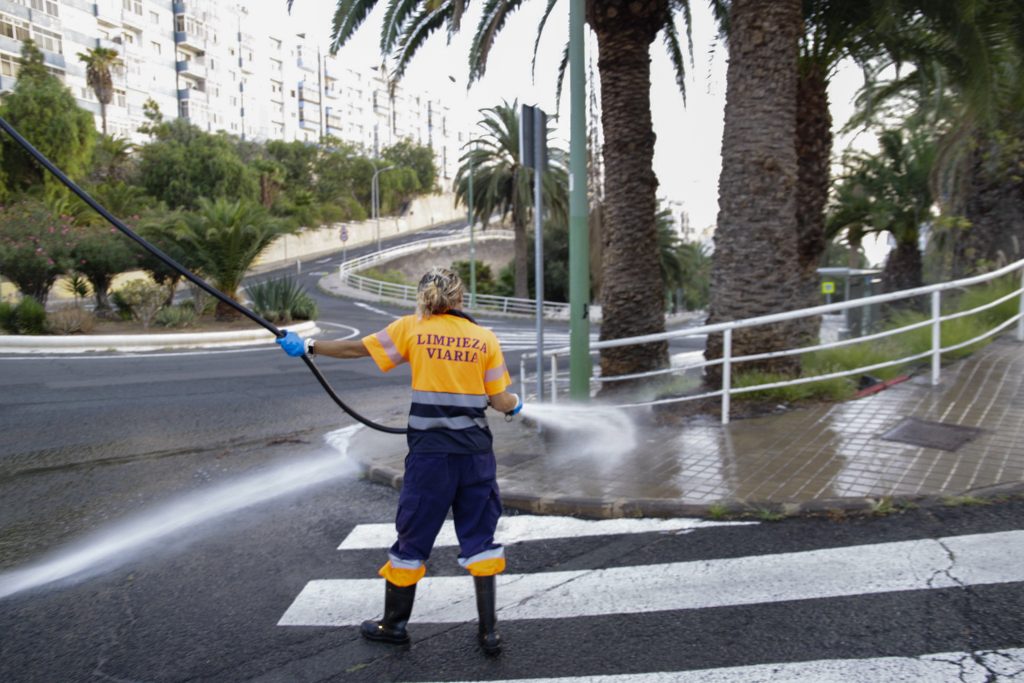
[269,2,874,235]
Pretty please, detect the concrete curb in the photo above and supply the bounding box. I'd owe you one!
[353,455,1024,520]
[0,321,319,354]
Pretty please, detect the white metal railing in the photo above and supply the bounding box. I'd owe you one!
[520,258,1024,424]
[338,229,572,317]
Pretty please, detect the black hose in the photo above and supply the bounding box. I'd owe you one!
[0,116,406,436]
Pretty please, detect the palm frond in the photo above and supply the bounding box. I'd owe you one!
[380,0,424,54]
[468,0,526,83]
[329,0,382,54]
[391,4,450,81]
[530,0,561,82]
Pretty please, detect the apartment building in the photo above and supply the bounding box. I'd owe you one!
[0,0,459,183]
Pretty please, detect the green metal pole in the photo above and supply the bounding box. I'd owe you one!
[468,143,476,308]
[568,0,590,400]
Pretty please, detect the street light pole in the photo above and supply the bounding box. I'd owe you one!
[467,140,476,307]
[568,0,590,400]
[372,163,395,253]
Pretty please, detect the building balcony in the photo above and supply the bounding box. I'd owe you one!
[323,86,339,100]
[121,9,145,30]
[178,84,205,100]
[95,0,120,26]
[299,118,319,131]
[176,58,206,79]
[172,1,187,14]
[297,57,316,73]
[174,31,203,51]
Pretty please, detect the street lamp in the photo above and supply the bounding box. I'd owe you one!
[465,138,478,308]
[372,163,395,253]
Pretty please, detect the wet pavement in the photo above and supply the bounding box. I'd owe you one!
[349,335,1024,517]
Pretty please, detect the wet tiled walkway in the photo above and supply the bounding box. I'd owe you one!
[349,336,1024,517]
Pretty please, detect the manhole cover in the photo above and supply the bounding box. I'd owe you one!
[880,417,983,451]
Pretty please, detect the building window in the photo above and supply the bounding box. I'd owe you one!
[1,52,19,77]
[151,41,161,54]
[150,10,159,24]
[115,89,126,107]
[33,26,62,54]
[28,0,59,16]
[1,15,31,43]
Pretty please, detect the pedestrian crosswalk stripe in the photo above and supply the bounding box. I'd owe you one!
[338,516,756,550]
[278,529,1024,626]
[412,647,1024,683]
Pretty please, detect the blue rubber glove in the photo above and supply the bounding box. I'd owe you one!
[276,331,307,357]
[506,393,523,417]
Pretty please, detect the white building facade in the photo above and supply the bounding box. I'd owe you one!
[0,0,460,184]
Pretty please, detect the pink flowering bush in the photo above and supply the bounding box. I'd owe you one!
[0,200,83,304]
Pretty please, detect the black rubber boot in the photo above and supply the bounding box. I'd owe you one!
[361,581,416,645]
[474,575,502,655]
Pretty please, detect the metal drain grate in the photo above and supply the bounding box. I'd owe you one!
[880,417,983,452]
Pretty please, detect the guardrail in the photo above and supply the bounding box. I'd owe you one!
[521,258,1024,423]
[338,229,573,317]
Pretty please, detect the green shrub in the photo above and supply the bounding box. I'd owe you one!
[46,305,96,334]
[358,268,411,286]
[732,369,854,403]
[110,289,135,321]
[0,301,14,334]
[116,280,166,328]
[155,304,197,328]
[246,276,318,323]
[14,297,47,335]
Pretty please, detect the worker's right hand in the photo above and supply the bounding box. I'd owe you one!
[276,331,306,357]
[506,393,523,417]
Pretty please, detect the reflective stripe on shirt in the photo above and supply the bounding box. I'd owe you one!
[375,329,405,366]
[408,415,489,431]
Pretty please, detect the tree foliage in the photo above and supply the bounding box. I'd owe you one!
[156,198,294,318]
[0,41,95,198]
[137,119,257,210]
[0,199,82,304]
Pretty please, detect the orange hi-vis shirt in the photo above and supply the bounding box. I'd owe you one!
[362,311,512,453]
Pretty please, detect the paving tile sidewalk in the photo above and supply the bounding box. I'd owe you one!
[348,335,1024,518]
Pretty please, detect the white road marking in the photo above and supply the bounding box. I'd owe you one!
[0,347,277,361]
[315,322,361,339]
[353,302,401,319]
[279,530,1024,626]
[412,648,1024,683]
[338,516,756,550]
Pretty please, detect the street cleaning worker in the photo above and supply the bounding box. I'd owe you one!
[277,266,522,656]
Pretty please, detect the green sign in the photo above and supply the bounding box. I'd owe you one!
[821,281,836,295]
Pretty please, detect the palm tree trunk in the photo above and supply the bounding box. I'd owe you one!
[957,130,1024,275]
[705,0,804,385]
[99,101,108,136]
[793,58,832,339]
[882,238,923,294]
[590,0,670,391]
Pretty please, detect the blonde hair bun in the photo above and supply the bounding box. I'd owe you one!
[416,267,464,317]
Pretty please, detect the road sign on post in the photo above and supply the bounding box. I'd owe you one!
[521,104,548,402]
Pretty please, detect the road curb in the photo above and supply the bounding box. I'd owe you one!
[353,456,1024,520]
[0,321,319,354]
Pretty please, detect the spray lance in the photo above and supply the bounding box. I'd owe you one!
[0,116,406,436]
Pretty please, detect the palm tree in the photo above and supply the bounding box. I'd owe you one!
[77,47,120,136]
[296,0,697,380]
[163,198,294,320]
[847,1,1024,275]
[453,100,568,299]
[829,127,937,294]
[705,0,806,382]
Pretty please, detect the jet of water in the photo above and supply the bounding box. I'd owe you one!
[0,425,362,601]
[518,402,638,463]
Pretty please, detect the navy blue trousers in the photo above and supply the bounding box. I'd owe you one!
[390,450,503,567]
